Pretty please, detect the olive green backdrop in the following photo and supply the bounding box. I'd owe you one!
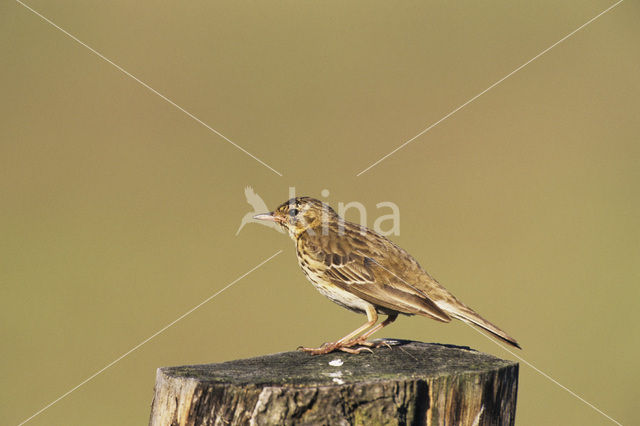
[2,1,638,424]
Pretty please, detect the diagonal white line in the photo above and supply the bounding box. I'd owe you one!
[15,0,283,177]
[356,0,624,176]
[465,324,622,425]
[17,250,283,426]
[355,251,622,425]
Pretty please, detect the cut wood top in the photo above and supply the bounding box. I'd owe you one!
[159,340,516,386]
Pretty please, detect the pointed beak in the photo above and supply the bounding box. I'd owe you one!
[253,212,282,223]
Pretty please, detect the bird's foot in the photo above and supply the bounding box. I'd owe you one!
[342,337,392,350]
[298,342,340,355]
[298,337,392,355]
[298,341,374,355]
[338,346,374,354]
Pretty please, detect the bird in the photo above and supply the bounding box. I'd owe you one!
[254,196,520,355]
[236,186,284,236]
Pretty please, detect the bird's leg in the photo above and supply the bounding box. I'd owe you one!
[299,306,378,355]
[336,305,378,345]
[344,313,398,348]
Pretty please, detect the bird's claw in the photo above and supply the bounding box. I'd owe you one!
[298,342,339,355]
[343,337,390,350]
[298,338,388,355]
[338,346,373,354]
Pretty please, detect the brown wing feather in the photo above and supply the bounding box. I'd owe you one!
[311,226,451,322]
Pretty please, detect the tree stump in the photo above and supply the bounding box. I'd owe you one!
[149,340,518,425]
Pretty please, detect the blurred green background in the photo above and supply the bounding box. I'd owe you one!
[2,0,638,424]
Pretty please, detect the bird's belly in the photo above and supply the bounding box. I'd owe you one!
[304,271,372,313]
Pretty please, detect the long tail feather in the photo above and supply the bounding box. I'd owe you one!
[444,303,521,349]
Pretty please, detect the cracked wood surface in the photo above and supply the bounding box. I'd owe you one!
[149,340,518,425]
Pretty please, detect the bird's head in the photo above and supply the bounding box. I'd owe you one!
[254,197,338,239]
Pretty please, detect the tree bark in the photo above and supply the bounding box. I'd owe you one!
[149,340,518,425]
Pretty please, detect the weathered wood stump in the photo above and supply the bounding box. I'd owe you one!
[149,340,518,425]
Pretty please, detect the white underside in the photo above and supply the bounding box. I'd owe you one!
[313,280,373,313]
[303,265,373,313]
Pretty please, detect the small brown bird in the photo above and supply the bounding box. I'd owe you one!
[255,197,520,354]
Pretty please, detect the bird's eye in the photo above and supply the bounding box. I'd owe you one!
[289,208,299,217]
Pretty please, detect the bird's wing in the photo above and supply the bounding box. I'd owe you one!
[311,232,451,322]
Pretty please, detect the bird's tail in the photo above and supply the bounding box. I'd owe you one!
[445,302,521,349]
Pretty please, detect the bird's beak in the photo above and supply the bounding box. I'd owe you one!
[254,212,283,223]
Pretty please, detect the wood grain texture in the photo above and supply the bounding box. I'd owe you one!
[149,341,518,425]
